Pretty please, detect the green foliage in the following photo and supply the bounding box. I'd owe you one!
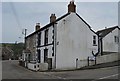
[2,43,24,60]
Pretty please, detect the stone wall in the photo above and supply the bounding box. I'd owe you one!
[26,34,37,61]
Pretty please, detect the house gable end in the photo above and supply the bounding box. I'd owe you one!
[76,13,97,35]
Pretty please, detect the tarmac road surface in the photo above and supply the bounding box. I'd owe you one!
[2,60,119,80]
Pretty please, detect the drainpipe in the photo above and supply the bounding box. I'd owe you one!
[100,38,103,55]
[87,57,89,66]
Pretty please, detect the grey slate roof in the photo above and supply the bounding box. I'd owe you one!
[26,12,97,39]
[26,13,70,39]
[96,26,120,38]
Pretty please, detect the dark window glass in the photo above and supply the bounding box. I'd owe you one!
[114,36,117,43]
[114,36,119,43]
[93,35,96,46]
[38,32,41,46]
[44,49,48,62]
[52,53,54,56]
[37,50,41,63]
[44,29,48,45]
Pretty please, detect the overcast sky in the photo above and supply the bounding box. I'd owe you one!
[2,1,119,43]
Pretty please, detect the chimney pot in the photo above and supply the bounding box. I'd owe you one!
[50,14,56,23]
[68,0,76,13]
[35,23,40,31]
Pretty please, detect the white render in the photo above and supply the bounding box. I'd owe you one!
[102,28,119,52]
[55,13,98,70]
[23,2,99,70]
[37,25,55,69]
[24,12,99,70]
[27,63,39,71]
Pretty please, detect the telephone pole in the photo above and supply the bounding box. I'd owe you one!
[24,29,27,38]
[22,29,27,49]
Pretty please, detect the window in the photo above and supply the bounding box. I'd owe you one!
[52,47,54,56]
[38,32,41,46]
[114,36,119,43]
[93,35,97,46]
[52,53,54,56]
[37,50,41,63]
[44,29,48,45]
[44,49,48,62]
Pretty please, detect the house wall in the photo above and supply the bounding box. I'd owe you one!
[26,34,37,61]
[37,25,55,68]
[96,53,118,64]
[55,13,98,70]
[119,29,120,60]
[103,28,119,52]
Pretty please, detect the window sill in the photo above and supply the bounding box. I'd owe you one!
[93,44,97,46]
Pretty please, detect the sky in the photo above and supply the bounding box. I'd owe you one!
[1,0,119,43]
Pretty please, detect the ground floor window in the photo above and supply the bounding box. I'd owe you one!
[44,49,48,63]
[37,50,41,63]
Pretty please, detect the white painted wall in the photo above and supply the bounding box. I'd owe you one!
[96,53,118,64]
[37,25,55,68]
[28,63,39,71]
[56,13,98,70]
[41,30,45,46]
[41,26,53,45]
[48,26,54,44]
[103,28,119,52]
[119,29,120,53]
[76,53,119,69]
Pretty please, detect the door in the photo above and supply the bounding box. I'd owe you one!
[44,49,52,70]
[47,58,52,70]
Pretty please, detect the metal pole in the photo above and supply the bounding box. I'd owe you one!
[25,29,27,38]
[24,29,27,49]
[88,57,89,66]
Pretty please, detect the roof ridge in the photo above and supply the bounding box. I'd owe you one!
[26,12,71,38]
[97,26,119,38]
[97,26,118,32]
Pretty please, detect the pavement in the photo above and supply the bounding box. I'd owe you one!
[2,60,119,81]
[79,60,120,70]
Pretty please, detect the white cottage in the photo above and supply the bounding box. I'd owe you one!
[97,26,120,55]
[23,1,99,70]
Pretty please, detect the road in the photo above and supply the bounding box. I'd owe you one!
[2,60,119,80]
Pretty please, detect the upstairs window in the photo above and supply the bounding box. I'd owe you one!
[38,32,41,46]
[114,36,119,43]
[44,29,48,45]
[93,35,97,46]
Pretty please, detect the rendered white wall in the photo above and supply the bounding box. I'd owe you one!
[96,53,118,64]
[37,25,55,68]
[76,53,119,69]
[48,26,54,44]
[41,26,53,46]
[56,13,98,70]
[28,63,39,71]
[41,30,45,46]
[103,28,119,52]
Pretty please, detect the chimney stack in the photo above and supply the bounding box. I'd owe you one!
[68,0,76,13]
[35,23,40,31]
[50,14,56,23]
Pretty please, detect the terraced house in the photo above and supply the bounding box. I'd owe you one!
[97,26,120,55]
[21,1,99,71]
